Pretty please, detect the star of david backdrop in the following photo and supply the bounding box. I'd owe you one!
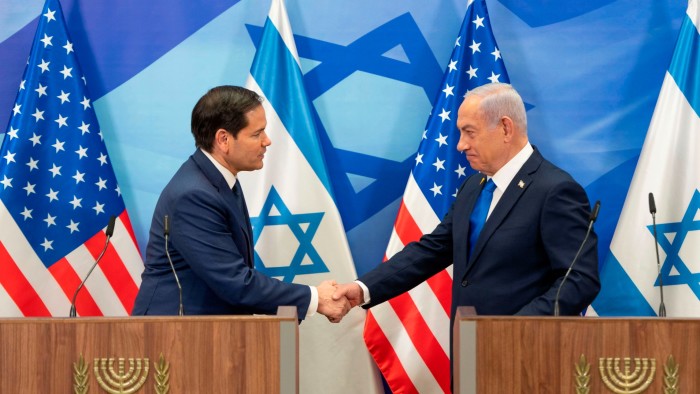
[1,0,698,392]
[649,190,700,294]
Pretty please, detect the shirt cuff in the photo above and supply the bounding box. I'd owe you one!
[307,285,319,317]
[355,280,370,306]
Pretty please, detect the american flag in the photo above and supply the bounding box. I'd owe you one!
[0,0,143,317]
[362,0,509,392]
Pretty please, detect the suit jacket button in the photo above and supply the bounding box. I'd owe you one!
[461,280,468,287]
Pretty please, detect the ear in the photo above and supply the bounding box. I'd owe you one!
[213,128,230,152]
[501,116,514,142]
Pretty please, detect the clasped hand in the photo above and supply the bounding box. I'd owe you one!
[316,280,365,323]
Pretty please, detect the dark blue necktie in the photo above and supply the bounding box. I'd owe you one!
[232,181,254,265]
[468,178,496,258]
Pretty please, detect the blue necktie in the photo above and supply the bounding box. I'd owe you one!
[232,182,248,223]
[468,178,496,258]
[232,181,254,265]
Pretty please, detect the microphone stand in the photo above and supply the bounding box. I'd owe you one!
[164,215,184,316]
[69,216,116,317]
[649,193,666,317]
[554,201,600,317]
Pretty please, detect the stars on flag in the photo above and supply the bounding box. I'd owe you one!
[0,0,125,266]
[40,33,53,48]
[410,7,509,215]
[63,40,74,54]
[37,59,50,73]
[0,175,12,189]
[57,90,70,104]
[3,151,16,164]
[473,15,485,29]
[31,108,44,122]
[43,8,56,23]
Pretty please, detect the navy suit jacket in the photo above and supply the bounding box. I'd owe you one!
[132,149,311,318]
[360,148,600,320]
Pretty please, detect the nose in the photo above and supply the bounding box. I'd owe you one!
[456,135,469,152]
[262,132,272,147]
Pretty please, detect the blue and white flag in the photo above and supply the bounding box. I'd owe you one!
[241,0,382,392]
[592,0,700,317]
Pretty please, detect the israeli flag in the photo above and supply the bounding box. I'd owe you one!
[241,0,382,392]
[593,0,700,317]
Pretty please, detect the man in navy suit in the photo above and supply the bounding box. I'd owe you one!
[132,86,349,321]
[334,83,600,320]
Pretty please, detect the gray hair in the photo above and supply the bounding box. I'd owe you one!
[465,83,527,133]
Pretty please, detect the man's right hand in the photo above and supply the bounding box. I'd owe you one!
[317,280,350,323]
[333,282,364,308]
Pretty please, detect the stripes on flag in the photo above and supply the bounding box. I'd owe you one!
[363,0,511,391]
[0,0,142,318]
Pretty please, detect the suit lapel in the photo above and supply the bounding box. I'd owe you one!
[192,150,255,267]
[466,149,544,271]
[452,174,485,268]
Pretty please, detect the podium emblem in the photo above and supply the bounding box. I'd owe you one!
[94,357,149,394]
[72,353,170,393]
[574,354,678,394]
[598,357,655,394]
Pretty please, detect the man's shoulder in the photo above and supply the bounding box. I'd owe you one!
[528,150,577,183]
[160,154,216,198]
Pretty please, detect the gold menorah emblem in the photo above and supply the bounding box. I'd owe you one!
[598,357,656,394]
[93,357,149,394]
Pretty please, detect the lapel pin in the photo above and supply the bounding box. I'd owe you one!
[518,180,525,189]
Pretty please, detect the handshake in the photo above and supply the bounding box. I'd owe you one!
[316,280,364,323]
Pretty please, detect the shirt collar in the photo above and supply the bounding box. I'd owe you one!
[489,142,533,191]
[200,148,237,189]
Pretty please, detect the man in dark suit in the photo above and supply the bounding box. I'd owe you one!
[132,85,349,321]
[334,83,600,320]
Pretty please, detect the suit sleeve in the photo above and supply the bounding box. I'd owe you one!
[516,179,600,315]
[360,204,456,308]
[171,187,312,319]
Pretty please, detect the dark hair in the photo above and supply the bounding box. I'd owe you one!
[191,86,263,151]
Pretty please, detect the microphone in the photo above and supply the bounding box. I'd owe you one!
[69,215,116,317]
[164,215,184,316]
[554,201,600,317]
[648,193,666,317]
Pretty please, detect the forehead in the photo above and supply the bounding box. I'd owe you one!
[457,96,484,128]
[243,105,266,126]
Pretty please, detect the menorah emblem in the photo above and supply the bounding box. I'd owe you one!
[598,357,656,394]
[93,357,149,394]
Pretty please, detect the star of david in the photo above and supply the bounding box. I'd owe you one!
[245,14,441,231]
[647,189,700,299]
[250,186,329,282]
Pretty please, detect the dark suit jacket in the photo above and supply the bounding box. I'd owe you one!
[132,149,311,318]
[360,148,600,320]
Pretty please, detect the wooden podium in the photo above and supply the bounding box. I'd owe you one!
[453,306,700,393]
[0,307,298,393]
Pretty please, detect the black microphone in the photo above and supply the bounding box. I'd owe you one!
[69,215,116,317]
[648,193,666,317]
[164,215,184,316]
[554,201,600,317]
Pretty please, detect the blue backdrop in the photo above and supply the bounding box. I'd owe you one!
[0,0,685,288]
